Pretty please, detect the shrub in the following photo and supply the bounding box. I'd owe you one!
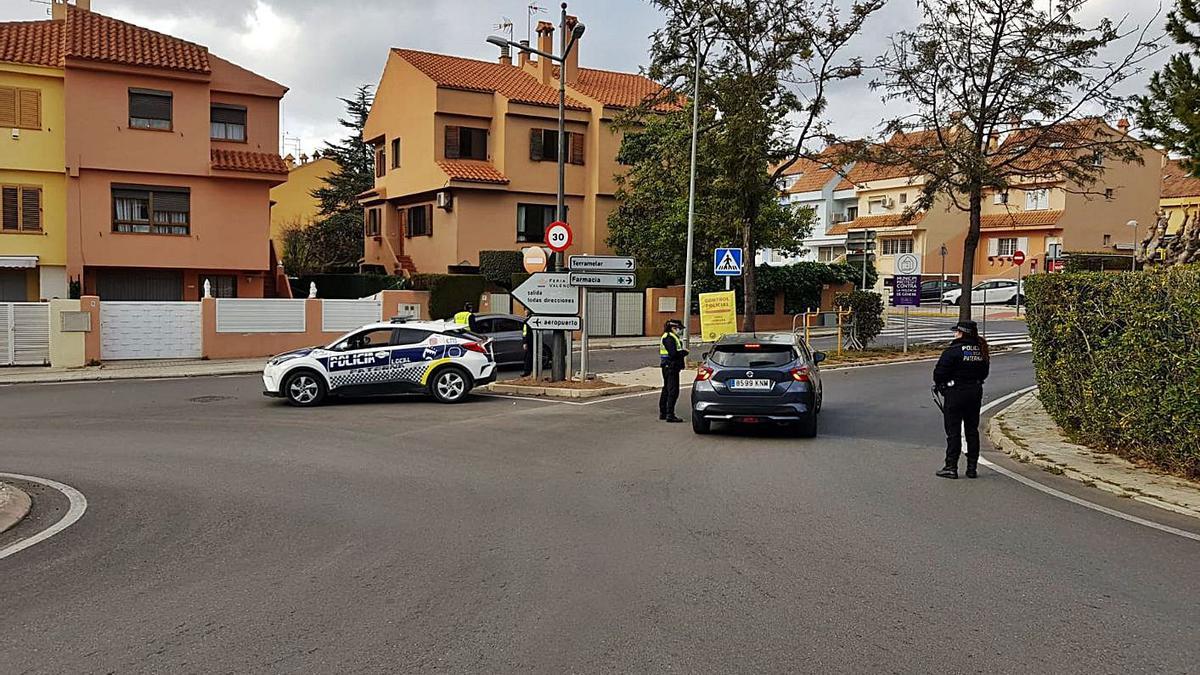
[409,273,486,319]
[1062,250,1137,272]
[1025,269,1200,478]
[292,273,406,299]
[834,290,885,346]
[689,262,874,316]
[478,250,525,289]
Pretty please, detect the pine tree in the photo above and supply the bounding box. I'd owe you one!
[1136,0,1200,174]
[304,85,375,271]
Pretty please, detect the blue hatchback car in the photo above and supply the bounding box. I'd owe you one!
[690,333,825,437]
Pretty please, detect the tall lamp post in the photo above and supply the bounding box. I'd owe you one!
[680,16,717,350]
[1127,219,1138,272]
[489,4,585,381]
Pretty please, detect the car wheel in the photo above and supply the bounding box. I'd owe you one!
[793,410,818,438]
[691,415,711,435]
[429,366,471,403]
[283,370,326,407]
[1008,293,1025,306]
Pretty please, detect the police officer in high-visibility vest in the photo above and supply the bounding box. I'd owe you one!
[658,319,688,422]
[454,302,475,329]
[933,320,991,479]
[521,322,533,377]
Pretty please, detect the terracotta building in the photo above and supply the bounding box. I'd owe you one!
[360,19,667,275]
[0,0,289,301]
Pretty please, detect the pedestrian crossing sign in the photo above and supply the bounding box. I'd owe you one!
[714,248,743,276]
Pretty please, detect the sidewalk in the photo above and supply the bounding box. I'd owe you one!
[0,481,32,534]
[987,391,1200,519]
[0,358,264,386]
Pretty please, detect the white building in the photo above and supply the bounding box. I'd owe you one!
[759,150,856,265]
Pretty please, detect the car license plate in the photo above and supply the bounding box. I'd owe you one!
[730,378,772,390]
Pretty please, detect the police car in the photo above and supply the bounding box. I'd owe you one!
[262,319,497,406]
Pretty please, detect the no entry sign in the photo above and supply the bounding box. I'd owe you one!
[1012,250,1026,266]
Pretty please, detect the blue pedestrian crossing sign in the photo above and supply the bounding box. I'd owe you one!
[714,248,743,276]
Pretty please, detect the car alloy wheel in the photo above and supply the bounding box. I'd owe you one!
[432,369,469,403]
[285,373,324,406]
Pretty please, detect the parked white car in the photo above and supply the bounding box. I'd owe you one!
[941,279,1025,306]
[262,319,496,406]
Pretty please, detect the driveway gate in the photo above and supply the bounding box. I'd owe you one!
[0,302,51,366]
[586,290,645,337]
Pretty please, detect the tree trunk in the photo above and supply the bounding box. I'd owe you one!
[741,221,756,332]
[960,185,983,324]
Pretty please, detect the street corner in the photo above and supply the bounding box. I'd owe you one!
[986,391,1200,520]
[0,481,32,535]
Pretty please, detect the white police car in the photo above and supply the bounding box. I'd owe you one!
[262,319,497,406]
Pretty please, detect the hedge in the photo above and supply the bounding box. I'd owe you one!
[834,290,885,346]
[1063,250,1138,273]
[478,250,524,290]
[691,262,875,315]
[291,273,406,299]
[1025,268,1200,478]
[409,274,486,320]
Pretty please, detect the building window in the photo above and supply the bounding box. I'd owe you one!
[210,104,247,141]
[112,186,190,235]
[1025,188,1049,211]
[818,246,845,262]
[405,204,433,237]
[997,237,1018,257]
[899,192,907,204]
[517,203,561,243]
[365,208,381,236]
[1103,234,1112,246]
[375,147,386,178]
[204,275,237,298]
[0,86,41,129]
[391,138,401,169]
[846,206,858,221]
[881,238,914,255]
[993,191,1009,205]
[129,89,173,130]
[1104,188,1114,200]
[445,126,487,160]
[1,185,42,232]
[530,129,584,165]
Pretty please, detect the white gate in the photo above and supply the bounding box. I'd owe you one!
[586,291,645,337]
[101,302,201,360]
[0,303,50,366]
[322,299,383,332]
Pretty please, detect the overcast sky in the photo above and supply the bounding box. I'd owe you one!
[2,0,1177,154]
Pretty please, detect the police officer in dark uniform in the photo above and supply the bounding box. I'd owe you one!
[658,319,688,422]
[933,320,990,479]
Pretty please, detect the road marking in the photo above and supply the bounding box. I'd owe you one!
[973,388,1200,543]
[0,473,89,560]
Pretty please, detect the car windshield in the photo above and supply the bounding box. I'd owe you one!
[710,344,795,368]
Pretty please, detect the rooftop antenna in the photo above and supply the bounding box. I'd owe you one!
[527,3,547,44]
[494,16,514,44]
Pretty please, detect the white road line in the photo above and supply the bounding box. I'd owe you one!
[0,473,88,560]
[972,388,1200,543]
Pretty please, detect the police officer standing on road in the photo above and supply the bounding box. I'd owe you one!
[933,320,990,479]
[659,319,688,422]
[454,302,476,330]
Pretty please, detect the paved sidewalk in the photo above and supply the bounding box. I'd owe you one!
[0,358,263,385]
[987,391,1200,519]
[0,481,32,534]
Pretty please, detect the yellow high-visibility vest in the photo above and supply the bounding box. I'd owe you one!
[659,331,682,356]
[454,311,472,325]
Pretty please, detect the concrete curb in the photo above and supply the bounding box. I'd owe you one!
[986,391,1200,520]
[0,363,262,386]
[483,382,652,399]
[0,481,32,535]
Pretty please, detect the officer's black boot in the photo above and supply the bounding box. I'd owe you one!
[935,463,958,479]
[965,462,978,479]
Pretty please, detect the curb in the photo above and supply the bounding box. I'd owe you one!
[0,481,32,535]
[0,364,262,386]
[483,382,652,399]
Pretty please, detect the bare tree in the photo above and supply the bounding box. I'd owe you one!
[870,0,1159,320]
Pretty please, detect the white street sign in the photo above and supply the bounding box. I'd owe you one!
[511,272,579,315]
[568,255,636,272]
[894,253,923,276]
[526,315,582,331]
[568,272,636,288]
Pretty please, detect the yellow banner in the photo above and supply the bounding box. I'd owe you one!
[698,291,738,342]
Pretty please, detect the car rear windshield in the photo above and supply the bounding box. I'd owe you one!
[710,344,796,368]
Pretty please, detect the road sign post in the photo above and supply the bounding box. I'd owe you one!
[713,247,743,323]
[1013,249,1026,316]
[891,254,922,354]
[567,255,638,381]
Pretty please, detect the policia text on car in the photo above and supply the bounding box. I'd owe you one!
[932,320,990,479]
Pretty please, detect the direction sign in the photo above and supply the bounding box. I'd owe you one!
[714,247,743,276]
[511,272,579,315]
[522,246,548,273]
[1012,249,1026,266]
[891,274,921,307]
[568,272,636,288]
[568,255,636,272]
[526,315,582,331]
[895,252,923,275]
[545,221,573,253]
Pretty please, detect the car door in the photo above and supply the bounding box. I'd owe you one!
[323,327,402,394]
[971,281,998,305]
[386,327,436,392]
[489,317,525,365]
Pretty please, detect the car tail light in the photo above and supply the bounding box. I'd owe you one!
[695,365,714,382]
[744,343,761,349]
[790,366,810,382]
[463,341,489,355]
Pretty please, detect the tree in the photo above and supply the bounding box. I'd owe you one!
[1136,0,1200,172]
[871,0,1158,321]
[306,85,375,271]
[624,0,884,330]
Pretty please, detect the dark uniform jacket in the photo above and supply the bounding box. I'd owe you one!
[660,332,687,371]
[933,337,990,387]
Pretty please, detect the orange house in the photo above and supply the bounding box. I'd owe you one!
[16,1,289,300]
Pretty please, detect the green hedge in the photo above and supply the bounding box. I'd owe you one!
[409,273,486,320]
[291,273,406,299]
[834,290,885,346]
[691,262,873,315]
[1025,269,1200,478]
[478,250,524,290]
[1063,250,1138,273]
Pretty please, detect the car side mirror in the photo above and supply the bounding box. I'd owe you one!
[813,351,826,363]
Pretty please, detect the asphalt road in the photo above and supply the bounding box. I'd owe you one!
[1,353,1197,673]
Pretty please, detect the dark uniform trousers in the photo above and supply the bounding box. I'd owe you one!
[943,383,984,468]
[659,366,681,418]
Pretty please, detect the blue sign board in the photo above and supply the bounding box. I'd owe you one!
[892,274,921,307]
[714,248,744,277]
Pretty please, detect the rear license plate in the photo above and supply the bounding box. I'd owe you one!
[729,378,772,390]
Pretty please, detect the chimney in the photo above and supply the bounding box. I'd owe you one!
[563,15,580,85]
[536,20,555,85]
[1117,118,1130,134]
[497,42,512,67]
[283,154,296,170]
[518,40,531,68]
[76,0,91,9]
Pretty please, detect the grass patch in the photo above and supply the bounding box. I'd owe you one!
[504,376,621,390]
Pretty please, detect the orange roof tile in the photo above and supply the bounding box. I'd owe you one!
[980,210,1063,229]
[0,20,63,68]
[1161,159,1200,199]
[393,49,587,111]
[845,211,926,231]
[570,67,676,111]
[825,222,851,236]
[437,159,510,184]
[211,149,288,175]
[780,146,853,194]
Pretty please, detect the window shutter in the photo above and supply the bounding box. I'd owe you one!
[210,105,246,125]
[130,92,172,120]
[570,132,584,165]
[530,128,543,161]
[1,186,17,230]
[0,87,15,127]
[445,125,461,159]
[425,204,434,237]
[153,190,190,213]
[1017,237,1029,254]
[20,187,40,230]
[399,206,410,238]
[987,238,999,256]
[17,89,40,129]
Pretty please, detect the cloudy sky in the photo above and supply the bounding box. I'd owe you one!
[2,0,1176,154]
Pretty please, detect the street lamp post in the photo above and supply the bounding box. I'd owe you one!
[1128,219,1138,272]
[488,4,585,381]
[681,17,716,351]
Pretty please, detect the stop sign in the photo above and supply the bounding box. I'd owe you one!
[1012,250,1026,266]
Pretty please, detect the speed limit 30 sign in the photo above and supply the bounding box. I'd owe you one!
[545,220,573,253]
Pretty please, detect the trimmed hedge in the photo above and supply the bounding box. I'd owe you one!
[292,273,406,299]
[1063,250,1138,272]
[478,250,524,290]
[834,290,885,346]
[409,273,486,320]
[691,262,875,315]
[1025,268,1200,478]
